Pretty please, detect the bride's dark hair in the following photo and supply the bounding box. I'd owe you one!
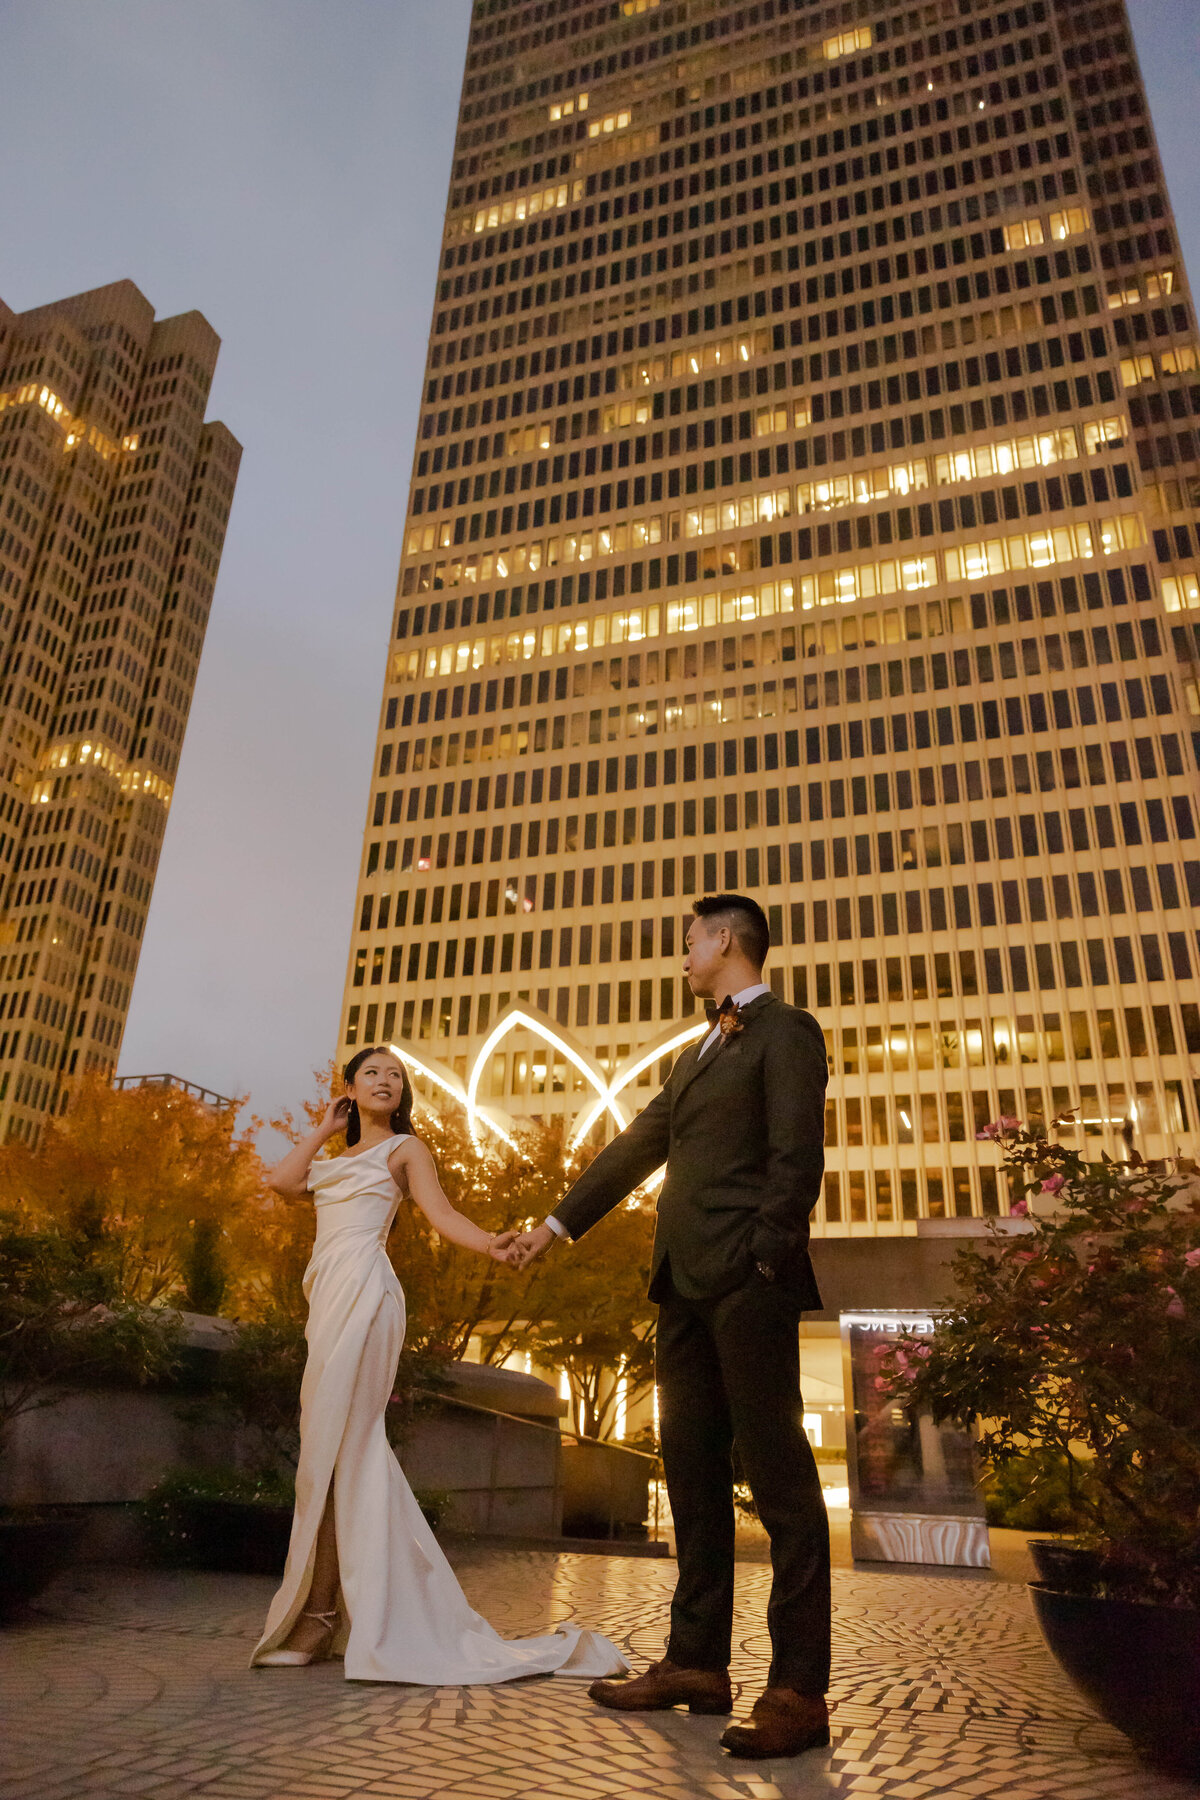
[342,1046,414,1146]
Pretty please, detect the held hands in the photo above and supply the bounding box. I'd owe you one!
[488,1230,522,1266]
[507,1222,556,1270]
[484,1224,556,1269]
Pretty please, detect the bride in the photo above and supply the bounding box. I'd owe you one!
[251,1044,627,1684]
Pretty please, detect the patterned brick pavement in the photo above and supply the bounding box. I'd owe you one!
[1,1549,1197,1800]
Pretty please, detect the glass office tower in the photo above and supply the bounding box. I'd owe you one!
[341,0,1200,1235]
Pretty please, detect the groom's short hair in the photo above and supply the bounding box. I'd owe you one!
[693,894,770,969]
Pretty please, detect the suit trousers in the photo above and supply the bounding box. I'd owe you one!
[656,1265,831,1694]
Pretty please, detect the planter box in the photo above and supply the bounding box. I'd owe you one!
[0,1511,86,1616]
[401,1401,563,1537]
[561,1436,653,1539]
[1,1369,652,1556]
[0,1389,249,1506]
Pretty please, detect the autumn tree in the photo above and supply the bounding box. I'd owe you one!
[520,1199,657,1441]
[389,1101,658,1441]
[376,1104,566,1358]
[226,1073,334,1325]
[0,1075,267,1314]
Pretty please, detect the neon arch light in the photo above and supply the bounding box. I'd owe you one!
[386,1042,519,1150]
[465,1007,624,1148]
[567,1020,707,1149]
[383,1005,706,1153]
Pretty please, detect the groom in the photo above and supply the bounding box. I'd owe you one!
[510,894,831,1759]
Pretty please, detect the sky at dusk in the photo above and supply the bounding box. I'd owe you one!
[0,0,1197,1130]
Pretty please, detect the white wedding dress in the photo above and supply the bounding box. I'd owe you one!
[251,1133,626,1684]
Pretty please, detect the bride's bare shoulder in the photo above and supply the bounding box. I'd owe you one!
[386,1132,431,1182]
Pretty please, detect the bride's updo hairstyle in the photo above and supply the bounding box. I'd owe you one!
[342,1046,414,1146]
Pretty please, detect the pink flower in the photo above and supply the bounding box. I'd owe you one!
[871,1344,892,1359]
[1184,1248,1200,1270]
[1165,1287,1185,1320]
[976,1122,1001,1141]
[1010,1199,1030,1218]
[1040,1173,1065,1194]
[872,1376,888,1391]
[999,1115,1021,1129]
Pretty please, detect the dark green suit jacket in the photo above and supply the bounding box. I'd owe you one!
[553,993,827,1306]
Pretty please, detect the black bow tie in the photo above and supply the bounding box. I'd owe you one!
[705,995,737,1025]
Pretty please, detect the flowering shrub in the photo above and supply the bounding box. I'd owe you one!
[140,1466,295,1566]
[880,1120,1200,1607]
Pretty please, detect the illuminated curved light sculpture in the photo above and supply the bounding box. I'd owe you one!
[385,1042,519,1150]
[464,1005,622,1149]
[381,1006,706,1155]
[567,1019,707,1150]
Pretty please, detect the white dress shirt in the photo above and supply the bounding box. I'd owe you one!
[545,981,771,1237]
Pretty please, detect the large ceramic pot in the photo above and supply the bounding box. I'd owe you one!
[1027,1539,1105,1593]
[0,1511,85,1617]
[1029,1582,1200,1776]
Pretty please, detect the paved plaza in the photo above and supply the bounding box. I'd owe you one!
[1,1548,1197,1800]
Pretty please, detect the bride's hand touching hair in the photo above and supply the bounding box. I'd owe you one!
[318,1096,353,1141]
[268,1096,354,1202]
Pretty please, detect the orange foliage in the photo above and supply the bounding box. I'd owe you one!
[0,1074,278,1317]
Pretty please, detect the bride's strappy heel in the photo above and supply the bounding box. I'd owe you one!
[256,1607,339,1667]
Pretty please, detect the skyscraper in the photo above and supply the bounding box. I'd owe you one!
[342,0,1200,1235]
[0,280,240,1143]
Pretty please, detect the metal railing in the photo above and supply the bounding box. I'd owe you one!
[112,1073,235,1110]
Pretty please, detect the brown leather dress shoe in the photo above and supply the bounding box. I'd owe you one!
[588,1656,733,1714]
[720,1687,830,1758]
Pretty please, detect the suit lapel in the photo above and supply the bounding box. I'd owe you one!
[669,1036,709,1107]
[671,992,776,1107]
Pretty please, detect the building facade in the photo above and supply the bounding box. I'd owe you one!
[341,0,1200,1233]
[0,281,240,1142]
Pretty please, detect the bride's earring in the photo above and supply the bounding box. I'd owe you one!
[346,1099,361,1146]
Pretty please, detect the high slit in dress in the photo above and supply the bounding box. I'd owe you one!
[251,1134,627,1684]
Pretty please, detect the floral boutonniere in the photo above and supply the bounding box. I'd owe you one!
[718,1004,744,1041]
